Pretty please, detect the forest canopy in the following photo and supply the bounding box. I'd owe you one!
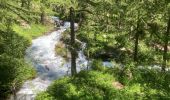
[0,0,170,100]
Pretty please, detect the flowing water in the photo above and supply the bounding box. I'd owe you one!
[12,22,88,100]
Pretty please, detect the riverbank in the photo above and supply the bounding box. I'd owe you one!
[13,24,54,42]
[12,23,69,100]
[1,23,55,100]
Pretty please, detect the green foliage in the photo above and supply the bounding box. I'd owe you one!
[130,68,170,99]
[1,0,170,99]
[0,0,54,99]
[0,28,36,100]
[36,92,54,100]
[91,59,105,71]
[55,42,69,59]
[0,30,30,58]
[0,23,47,99]
[37,67,170,100]
[51,0,78,20]
[76,0,170,66]
[36,71,119,100]
[0,54,36,99]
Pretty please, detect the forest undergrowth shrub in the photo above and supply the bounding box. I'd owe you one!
[91,59,105,71]
[0,54,35,99]
[36,65,170,100]
[0,30,36,99]
[55,42,70,59]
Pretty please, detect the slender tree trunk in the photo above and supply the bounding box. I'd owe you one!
[11,84,17,100]
[87,49,89,70]
[70,7,77,76]
[40,10,45,25]
[134,21,140,62]
[40,0,46,25]
[13,90,17,100]
[162,17,170,71]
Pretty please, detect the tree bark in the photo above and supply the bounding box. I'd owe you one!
[134,21,140,62]
[40,0,46,25]
[162,17,170,71]
[70,7,77,76]
[11,84,17,100]
[40,10,45,25]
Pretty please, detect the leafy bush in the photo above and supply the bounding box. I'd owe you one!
[55,42,70,59]
[36,71,119,100]
[0,29,36,99]
[36,92,54,100]
[37,66,170,100]
[1,30,31,58]
[38,69,161,100]
[0,54,35,99]
[91,59,105,71]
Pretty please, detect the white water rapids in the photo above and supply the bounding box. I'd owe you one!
[11,22,88,100]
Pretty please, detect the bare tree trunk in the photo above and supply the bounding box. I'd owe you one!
[162,17,170,71]
[40,0,46,25]
[70,7,77,76]
[134,33,139,62]
[11,84,17,100]
[40,10,45,25]
[87,49,89,70]
[134,21,140,63]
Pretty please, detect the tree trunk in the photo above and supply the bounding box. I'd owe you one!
[70,7,77,76]
[40,10,45,25]
[134,21,140,62]
[11,84,17,100]
[40,0,46,25]
[162,17,170,71]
